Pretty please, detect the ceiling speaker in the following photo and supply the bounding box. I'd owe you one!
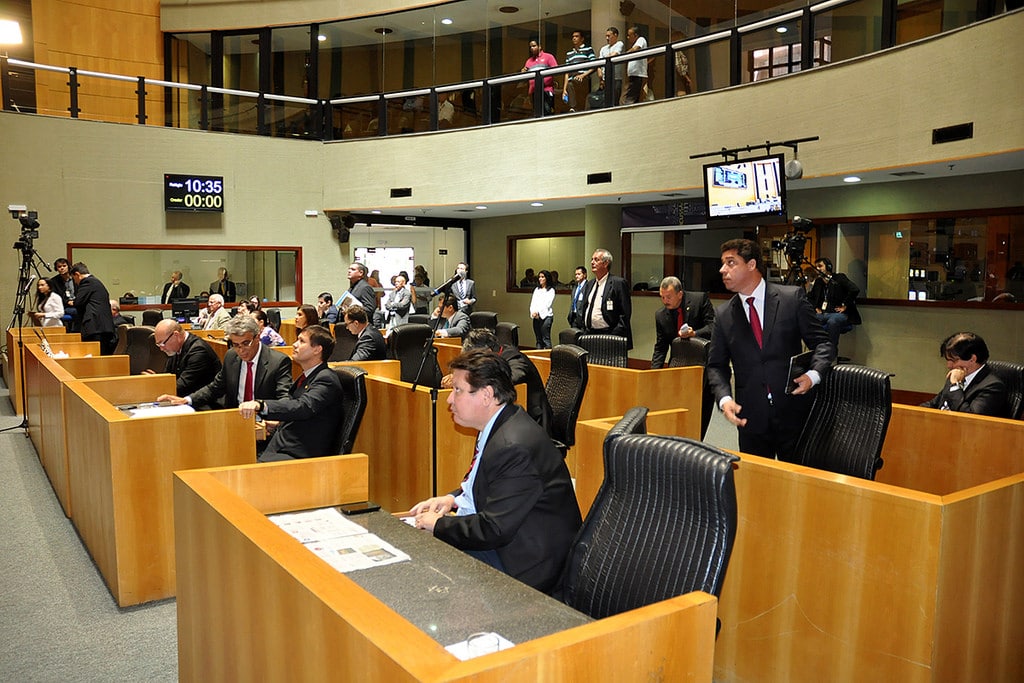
[785,159,803,180]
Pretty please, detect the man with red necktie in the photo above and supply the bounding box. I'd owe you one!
[650,276,715,369]
[707,238,834,460]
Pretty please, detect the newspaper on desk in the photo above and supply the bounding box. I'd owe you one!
[269,507,410,573]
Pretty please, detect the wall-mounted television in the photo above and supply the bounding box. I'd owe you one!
[702,154,787,224]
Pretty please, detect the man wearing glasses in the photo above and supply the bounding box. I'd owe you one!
[157,316,290,409]
[147,319,221,396]
[343,304,386,361]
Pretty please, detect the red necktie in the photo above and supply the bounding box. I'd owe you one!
[462,442,480,482]
[244,361,254,402]
[747,297,763,348]
[295,374,306,390]
[676,306,685,330]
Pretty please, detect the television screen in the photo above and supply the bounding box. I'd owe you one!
[703,154,787,223]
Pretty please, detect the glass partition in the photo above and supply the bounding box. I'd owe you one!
[508,232,585,291]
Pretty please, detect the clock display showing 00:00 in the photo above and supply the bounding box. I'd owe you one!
[164,174,225,212]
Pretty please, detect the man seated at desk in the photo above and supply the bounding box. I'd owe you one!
[342,304,386,361]
[147,319,221,396]
[411,350,582,594]
[158,316,291,409]
[430,298,471,338]
[442,329,553,436]
[197,294,231,331]
[239,325,344,462]
[920,331,1007,417]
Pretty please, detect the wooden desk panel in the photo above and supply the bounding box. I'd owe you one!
[331,359,403,381]
[280,319,296,345]
[4,330,85,414]
[174,457,717,682]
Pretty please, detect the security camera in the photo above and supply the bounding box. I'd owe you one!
[8,204,27,219]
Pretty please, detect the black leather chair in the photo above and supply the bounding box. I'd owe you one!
[331,366,369,454]
[125,326,167,375]
[469,311,498,330]
[120,314,136,326]
[329,323,359,362]
[987,360,1024,420]
[495,321,519,350]
[387,323,443,387]
[113,324,130,355]
[266,308,282,332]
[546,344,588,457]
[668,336,714,439]
[408,313,431,326]
[558,327,582,346]
[604,406,649,444]
[142,309,164,326]
[793,364,892,480]
[560,433,740,619]
[576,334,628,368]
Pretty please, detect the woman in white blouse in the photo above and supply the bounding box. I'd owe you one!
[32,278,65,327]
[529,269,556,349]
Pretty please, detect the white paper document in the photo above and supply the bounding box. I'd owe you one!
[269,507,410,573]
[445,632,516,660]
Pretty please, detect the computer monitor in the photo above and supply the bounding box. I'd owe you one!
[171,298,200,323]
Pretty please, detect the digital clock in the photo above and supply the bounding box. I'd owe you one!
[164,173,225,212]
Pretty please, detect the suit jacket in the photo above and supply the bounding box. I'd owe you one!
[350,325,387,361]
[434,404,582,593]
[200,306,231,331]
[210,278,236,302]
[348,279,378,313]
[651,290,716,369]
[48,274,75,309]
[567,280,588,327]
[190,345,291,409]
[809,273,862,325]
[453,277,477,313]
[262,363,345,459]
[73,275,115,338]
[707,283,834,435]
[920,365,1007,417]
[162,281,191,304]
[581,275,633,349]
[383,286,411,320]
[435,309,471,338]
[165,333,222,396]
[502,346,553,436]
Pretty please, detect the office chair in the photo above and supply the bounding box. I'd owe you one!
[669,336,714,440]
[387,323,443,387]
[141,309,164,326]
[469,311,498,330]
[332,366,369,454]
[793,363,892,480]
[125,326,167,375]
[604,406,649,443]
[561,433,740,619]
[329,323,359,362]
[113,325,130,356]
[408,313,431,326]
[575,334,628,368]
[987,360,1024,420]
[495,322,519,350]
[546,344,588,457]
[558,327,583,346]
[266,308,282,332]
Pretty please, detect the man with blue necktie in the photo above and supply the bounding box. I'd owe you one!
[567,265,588,328]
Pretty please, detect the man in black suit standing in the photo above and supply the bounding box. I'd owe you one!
[241,325,343,462]
[920,332,1007,417]
[343,304,386,361]
[346,262,378,313]
[650,276,715,369]
[158,315,291,409]
[69,262,116,354]
[411,350,581,594]
[707,239,834,460]
[210,267,236,303]
[161,270,191,304]
[580,248,632,348]
[566,265,588,328]
[808,257,861,347]
[149,319,221,396]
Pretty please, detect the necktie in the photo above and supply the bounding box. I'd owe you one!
[571,284,580,313]
[676,306,685,331]
[295,374,306,392]
[244,361,254,402]
[586,283,598,328]
[462,442,481,482]
[747,297,763,348]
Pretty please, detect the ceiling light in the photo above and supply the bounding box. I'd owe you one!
[530,202,544,207]
[843,176,861,183]
[776,26,788,34]
[371,209,382,214]
[317,34,327,42]
[374,27,393,35]
[499,6,520,13]
[475,205,487,210]
[441,18,454,26]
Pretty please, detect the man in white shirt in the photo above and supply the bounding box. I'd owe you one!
[198,293,231,330]
[622,26,648,104]
[598,27,624,107]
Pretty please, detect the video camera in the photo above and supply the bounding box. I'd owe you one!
[772,216,814,262]
[9,205,40,252]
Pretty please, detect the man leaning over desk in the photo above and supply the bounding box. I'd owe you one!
[158,315,291,410]
[147,319,221,397]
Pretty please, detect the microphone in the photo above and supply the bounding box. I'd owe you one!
[431,270,462,297]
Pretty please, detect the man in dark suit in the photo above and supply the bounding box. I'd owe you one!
[210,267,236,302]
[580,248,632,349]
[566,265,588,328]
[650,276,716,369]
[343,304,386,361]
[161,271,191,304]
[346,262,378,313]
[809,257,861,347]
[158,315,291,409]
[920,331,1007,417]
[69,262,116,354]
[241,325,344,462]
[148,319,221,396]
[707,239,834,460]
[453,262,477,313]
[411,350,581,594]
[431,298,471,338]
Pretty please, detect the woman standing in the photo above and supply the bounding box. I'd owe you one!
[384,273,412,330]
[32,278,65,327]
[529,269,556,349]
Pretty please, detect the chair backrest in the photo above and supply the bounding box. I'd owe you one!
[142,309,164,326]
[113,324,130,355]
[558,327,582,346]
[387,323,443,387]
[793,364,892,480]
[576,334,628,368]
[266,308,282,332]
[408,313,431,326]
[668,336,711,368]
[469,311,498,330]
[121,314,136,326]
[987,360,1024,420]
[125,325,166,375]
[332,366,369,454]
[561,434,740,619]
[545,344,588,449]
[495,321,519,350]
[329,323,359,362]
[604,406,649,446]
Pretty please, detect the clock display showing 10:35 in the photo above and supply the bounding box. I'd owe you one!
[164,173,225,212]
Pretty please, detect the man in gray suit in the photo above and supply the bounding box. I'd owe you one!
[452,262,477,313]
[431,298,471,338]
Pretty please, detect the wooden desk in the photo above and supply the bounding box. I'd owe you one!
[62,375,257,606]
[4,329,82,414]
[189,328,225,342]
[22,346,131,517]
[279,319,296,345]
[174,456,717,682]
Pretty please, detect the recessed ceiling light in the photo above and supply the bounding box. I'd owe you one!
[317,34,327,42]
[374,27,393,35]
[441,18,454,25]
[843,176,861,183]
[776,26,788,33]
[499,6,520,13]
[475,205,487,210]
[371,209,382,214]
[530,202,544,207]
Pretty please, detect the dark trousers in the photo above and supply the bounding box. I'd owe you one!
[533,316,552,349]
[736,402,805,462]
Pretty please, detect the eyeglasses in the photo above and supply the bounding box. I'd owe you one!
[155,330,177,347]
[229,337,258,349]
